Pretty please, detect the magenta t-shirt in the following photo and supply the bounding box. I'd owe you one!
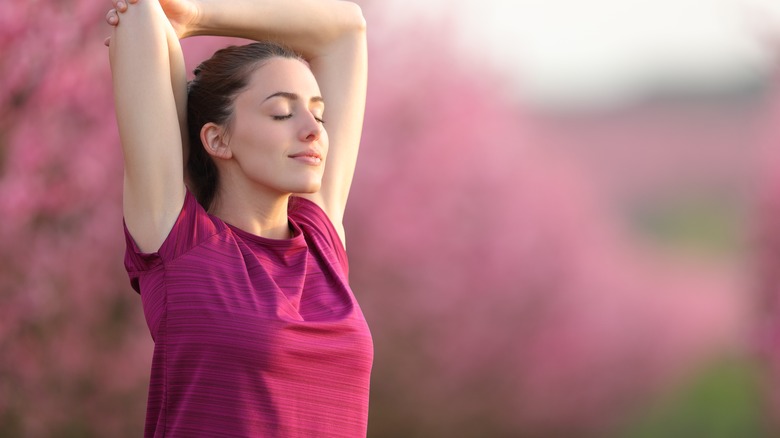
[123,191,373,437]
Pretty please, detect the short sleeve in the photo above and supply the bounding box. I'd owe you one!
[123,190,222,293]
[289,197,349,277]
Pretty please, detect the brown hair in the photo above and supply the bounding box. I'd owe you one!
[186,42,303,210]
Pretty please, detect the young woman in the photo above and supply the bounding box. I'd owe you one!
[105,0,371,436]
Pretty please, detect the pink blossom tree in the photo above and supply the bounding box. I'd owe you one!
[351,13,750,437]
[753,63,780,433]
[0,1,750,436]
[0,1,150,436]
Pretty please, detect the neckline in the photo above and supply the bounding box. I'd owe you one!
[220,216,306,248]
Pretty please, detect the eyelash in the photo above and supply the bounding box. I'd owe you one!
[273,114,325,124]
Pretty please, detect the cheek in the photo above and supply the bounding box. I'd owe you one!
[321,130,330,154]
[232,124,280,153]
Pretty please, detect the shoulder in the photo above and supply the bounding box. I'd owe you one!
[289,197,349,268]
[125,190,227,264]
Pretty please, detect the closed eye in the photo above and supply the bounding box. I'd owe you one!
[274,114,325,124]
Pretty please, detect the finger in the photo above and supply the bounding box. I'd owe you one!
[114,0,140,13]
[106,9,119,25]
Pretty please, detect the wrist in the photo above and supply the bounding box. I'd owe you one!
[182,0,210,38]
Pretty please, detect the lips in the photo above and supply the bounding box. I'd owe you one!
[288,150,323,165]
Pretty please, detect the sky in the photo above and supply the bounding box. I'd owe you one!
[376,0,780,109]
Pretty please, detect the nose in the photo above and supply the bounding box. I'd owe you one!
[300,113,322,142]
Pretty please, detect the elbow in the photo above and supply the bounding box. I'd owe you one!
[341,2,367,34]
[309,1,366,56]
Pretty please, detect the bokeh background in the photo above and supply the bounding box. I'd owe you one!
[3,0,780,436]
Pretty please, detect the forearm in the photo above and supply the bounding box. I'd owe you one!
[109,0,183,195]
[187,0,365,58]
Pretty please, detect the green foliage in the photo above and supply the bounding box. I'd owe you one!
[629,197,745,256]
[616,358,768,438]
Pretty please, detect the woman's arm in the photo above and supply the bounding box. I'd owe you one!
[109,0,187,253]
[185,0,367,239]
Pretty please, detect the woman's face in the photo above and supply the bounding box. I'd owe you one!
[223,57,328,196]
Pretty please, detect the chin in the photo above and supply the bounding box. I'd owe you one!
[291,180,322,195]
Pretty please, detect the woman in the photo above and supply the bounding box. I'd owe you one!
[105,0,371,436]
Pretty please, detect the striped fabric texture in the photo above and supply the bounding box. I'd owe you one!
[124,191,373,437]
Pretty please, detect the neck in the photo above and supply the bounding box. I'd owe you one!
[210,181,292,240]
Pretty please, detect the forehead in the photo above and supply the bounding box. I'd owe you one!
[242,57,321,101]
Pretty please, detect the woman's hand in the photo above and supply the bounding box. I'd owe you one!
[104,0,199,44]
[158,0,200,38]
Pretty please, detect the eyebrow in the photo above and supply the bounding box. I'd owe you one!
[264,91,324,104]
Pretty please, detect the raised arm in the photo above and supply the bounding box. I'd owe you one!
[182,0,367,232]
[109,0,188,253]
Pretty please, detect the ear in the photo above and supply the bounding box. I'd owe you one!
[200,122,232,160]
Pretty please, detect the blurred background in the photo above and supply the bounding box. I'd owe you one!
[3,0,780,436]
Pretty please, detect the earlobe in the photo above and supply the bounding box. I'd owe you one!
[200,122,232,160]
